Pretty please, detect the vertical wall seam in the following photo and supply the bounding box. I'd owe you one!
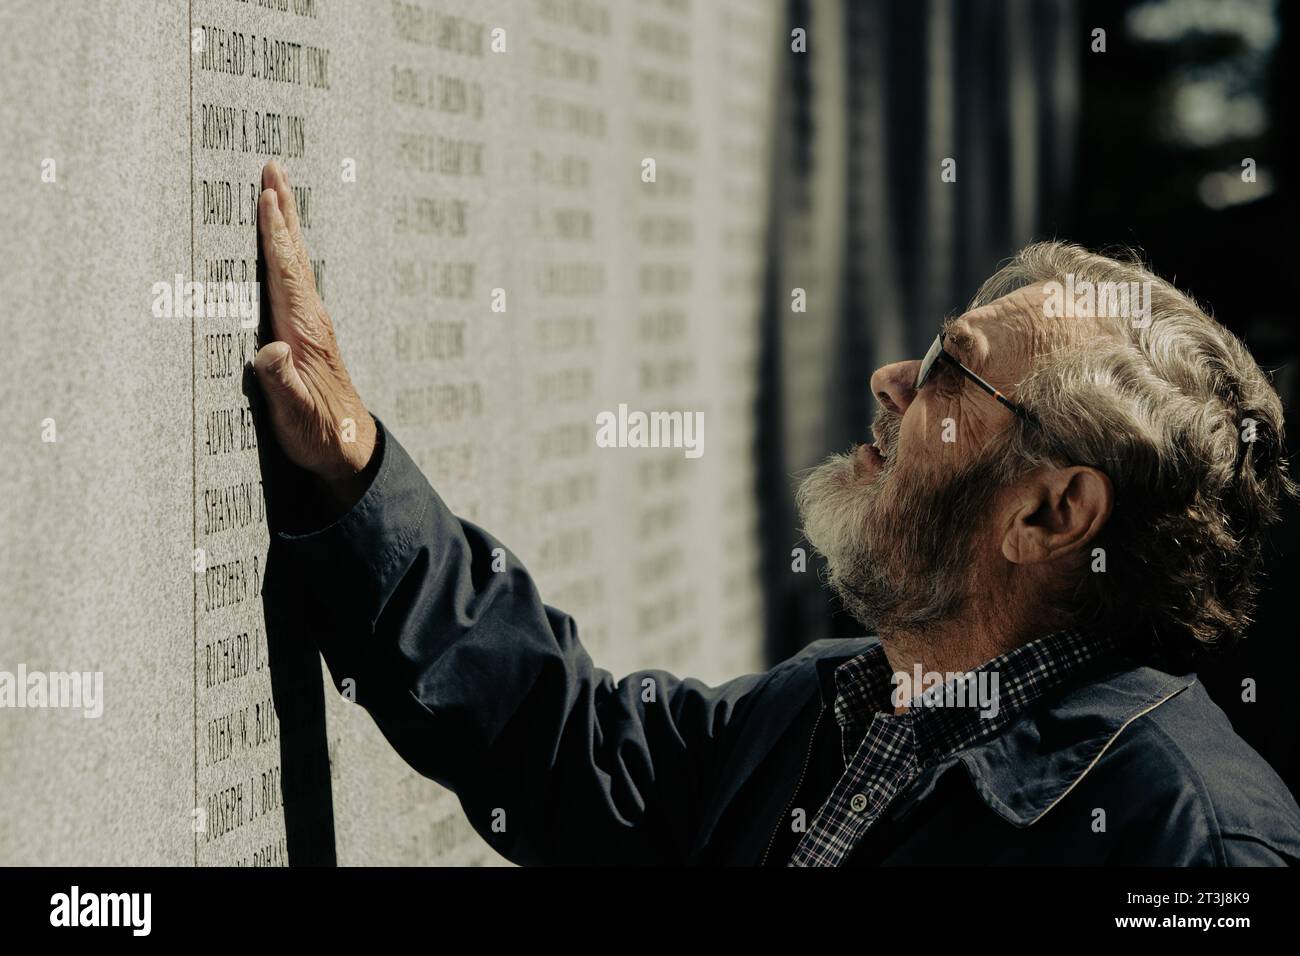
[187,0,198,869]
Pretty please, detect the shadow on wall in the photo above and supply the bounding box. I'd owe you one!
[248,351,338,866]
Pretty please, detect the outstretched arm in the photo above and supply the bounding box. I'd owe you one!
[253,161,769,865]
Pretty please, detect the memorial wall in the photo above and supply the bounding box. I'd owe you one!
[0,0,778,865]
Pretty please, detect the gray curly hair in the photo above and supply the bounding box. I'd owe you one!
[974,242,1293,659]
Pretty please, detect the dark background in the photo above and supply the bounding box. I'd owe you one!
[757,0,1298,796]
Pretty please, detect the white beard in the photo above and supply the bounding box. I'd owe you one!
[795,422,1007,633]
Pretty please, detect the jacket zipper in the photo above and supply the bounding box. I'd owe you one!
[759,703,826,866]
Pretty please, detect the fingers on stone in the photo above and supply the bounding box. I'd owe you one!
[257,189,297,281]
[268,164,315,287]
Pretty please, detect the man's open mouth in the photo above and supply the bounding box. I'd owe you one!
[859,440,887,470]
[869,427,890,462]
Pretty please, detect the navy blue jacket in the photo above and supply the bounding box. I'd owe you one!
[275,422,1300,865]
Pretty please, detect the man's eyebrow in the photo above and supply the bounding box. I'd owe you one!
[940,316,978,362]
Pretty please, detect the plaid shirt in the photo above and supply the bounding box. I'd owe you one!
[787,627,1123,866]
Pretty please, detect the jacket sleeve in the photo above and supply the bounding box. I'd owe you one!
[271,418,770,865]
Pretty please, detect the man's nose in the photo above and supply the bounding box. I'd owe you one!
[870,360,922,415]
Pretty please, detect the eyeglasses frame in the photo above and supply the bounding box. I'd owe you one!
[914,330,1040,426]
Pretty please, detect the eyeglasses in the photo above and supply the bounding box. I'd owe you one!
[915,330,1039,425]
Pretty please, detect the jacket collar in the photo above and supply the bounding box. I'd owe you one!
[813,638,1196,827]
[953,662,1194,826]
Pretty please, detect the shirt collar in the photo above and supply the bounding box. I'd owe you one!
[819,627,1126,767]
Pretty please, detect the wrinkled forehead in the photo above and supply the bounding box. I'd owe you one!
[944,285,1095,364]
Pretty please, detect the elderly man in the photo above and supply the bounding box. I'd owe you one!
[253,162,1300,865]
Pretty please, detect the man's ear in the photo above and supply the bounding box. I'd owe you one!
[1001,466,1113,566]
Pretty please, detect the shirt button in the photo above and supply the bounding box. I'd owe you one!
[850,793,868,812]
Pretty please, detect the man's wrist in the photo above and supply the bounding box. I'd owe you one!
[314,415,380,514]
